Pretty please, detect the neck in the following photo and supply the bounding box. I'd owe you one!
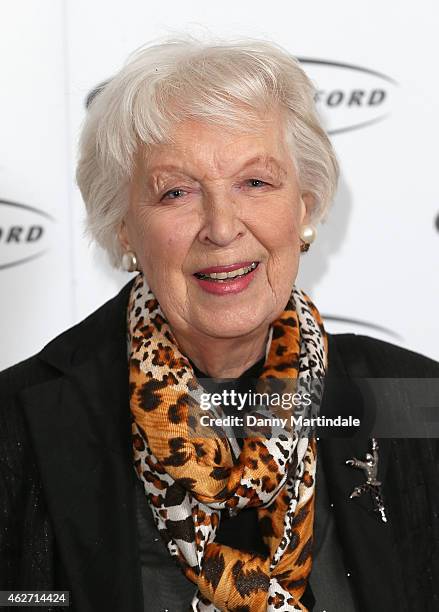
[173,326,269,378]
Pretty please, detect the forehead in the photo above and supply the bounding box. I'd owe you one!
[140,115,292,177]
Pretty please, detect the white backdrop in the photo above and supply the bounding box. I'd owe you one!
[1,0,438,370]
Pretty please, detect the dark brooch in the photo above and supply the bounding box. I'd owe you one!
[346,438,387,523]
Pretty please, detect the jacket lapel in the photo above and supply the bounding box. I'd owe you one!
[20,282,143,612]
[318,335,405,611]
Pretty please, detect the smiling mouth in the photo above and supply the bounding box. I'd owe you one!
[194,262,259,282]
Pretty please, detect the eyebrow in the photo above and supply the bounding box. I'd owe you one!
[147,155,287,179]
[239,155,287,178]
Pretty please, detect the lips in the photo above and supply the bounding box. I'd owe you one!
[194,261,259,281]
[193,261,260,295]
[194,261,256,275]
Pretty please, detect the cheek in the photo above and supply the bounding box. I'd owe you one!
[131,208,198,274]
[257,199,301,295]
[257,198,301,251]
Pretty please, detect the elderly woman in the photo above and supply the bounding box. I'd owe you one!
[1,37,438,612]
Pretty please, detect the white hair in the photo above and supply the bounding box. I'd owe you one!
[76,35,339,267]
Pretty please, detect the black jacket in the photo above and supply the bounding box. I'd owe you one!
[1,280,438,612]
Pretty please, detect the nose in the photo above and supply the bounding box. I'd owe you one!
[198,194,245,247]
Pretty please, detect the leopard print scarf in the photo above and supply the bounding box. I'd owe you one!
[128,273,327,611]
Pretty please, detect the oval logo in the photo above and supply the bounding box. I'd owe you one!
[322,314,401,340]
[298,58,398,135]
[0,199,55,270]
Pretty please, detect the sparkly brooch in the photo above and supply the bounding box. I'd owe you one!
[346,438,388,523]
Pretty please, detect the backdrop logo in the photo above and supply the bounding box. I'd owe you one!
[322,314,400,340]
[298,58,398,135]
[0,199,55,270]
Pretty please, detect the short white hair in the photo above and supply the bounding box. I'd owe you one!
[76,35,339,267]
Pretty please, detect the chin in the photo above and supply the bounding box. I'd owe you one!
[194,302,273,340]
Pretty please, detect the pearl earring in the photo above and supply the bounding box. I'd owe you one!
[121,251,138,272]
[299,225,316,252]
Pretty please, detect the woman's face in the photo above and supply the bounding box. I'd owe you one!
[121,113,307,342]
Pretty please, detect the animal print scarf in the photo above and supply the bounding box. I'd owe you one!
[128,273,327,611]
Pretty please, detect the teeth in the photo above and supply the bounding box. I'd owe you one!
[197,262,258,281]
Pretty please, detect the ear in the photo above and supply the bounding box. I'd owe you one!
[300,192,315,224]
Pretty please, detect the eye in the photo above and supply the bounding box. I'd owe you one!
[247,179,269,188]
[161,188,187,201]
